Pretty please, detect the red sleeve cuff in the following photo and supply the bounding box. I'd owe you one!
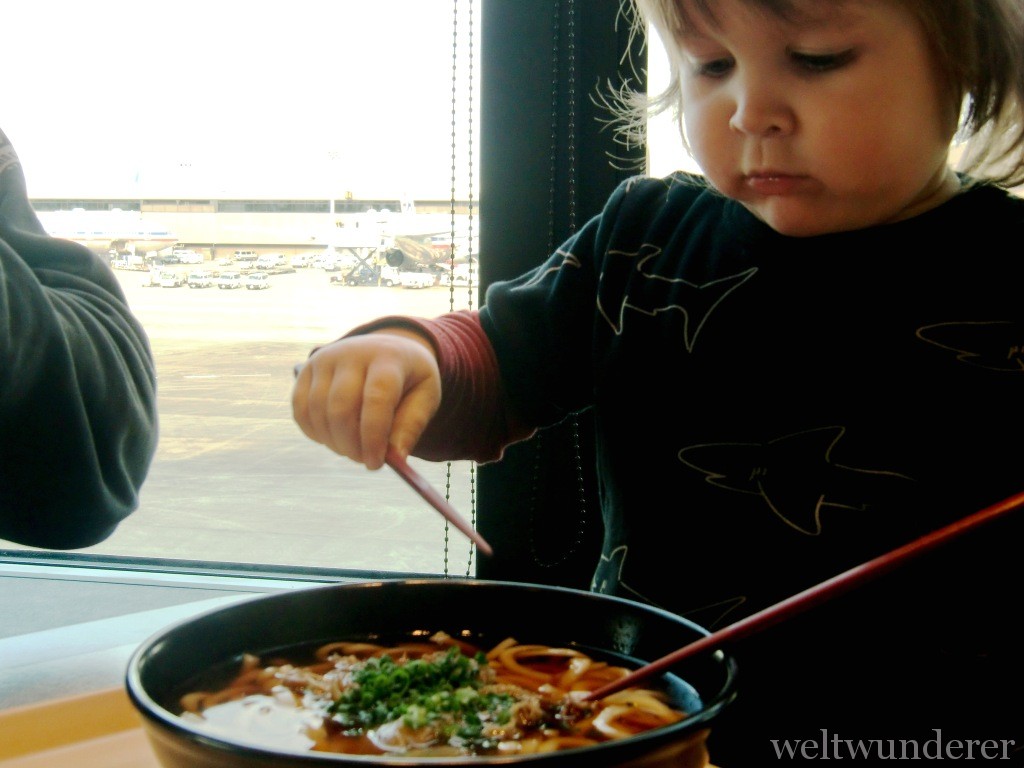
[341,310,534,463]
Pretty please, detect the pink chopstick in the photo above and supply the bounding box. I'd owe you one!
[386,447,493,556]
[292,363,492,556]
[582,488,1024,701]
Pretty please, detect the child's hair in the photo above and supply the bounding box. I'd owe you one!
[615,0,1024,189]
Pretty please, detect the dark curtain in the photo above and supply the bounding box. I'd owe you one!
[476,0,646,587]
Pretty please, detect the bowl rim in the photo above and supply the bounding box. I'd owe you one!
[125,577,739,765]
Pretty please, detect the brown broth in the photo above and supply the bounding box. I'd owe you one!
[173,632,694,758]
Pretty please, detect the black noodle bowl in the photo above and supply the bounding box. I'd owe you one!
[126,579,738,767]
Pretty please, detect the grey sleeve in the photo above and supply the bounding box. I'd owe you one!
[0,128,158,549]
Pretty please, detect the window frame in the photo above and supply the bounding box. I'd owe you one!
[2,0,646,589]
[475,0,645,588]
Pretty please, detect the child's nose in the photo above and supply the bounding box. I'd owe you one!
[727,77,794,137]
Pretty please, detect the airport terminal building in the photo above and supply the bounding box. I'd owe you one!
[30,196,477,263]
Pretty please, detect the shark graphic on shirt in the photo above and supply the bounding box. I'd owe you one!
[592,544,748,629]
[595,243,758,352]
[917,321,1024,372]
[522,204,757,354]
[677,426,914,536]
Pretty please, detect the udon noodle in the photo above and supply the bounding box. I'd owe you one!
[177,631,687,757]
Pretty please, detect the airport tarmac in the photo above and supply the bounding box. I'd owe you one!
[16,267,485,576]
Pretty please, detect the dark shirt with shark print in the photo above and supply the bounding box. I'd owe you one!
[352,172,1024,761]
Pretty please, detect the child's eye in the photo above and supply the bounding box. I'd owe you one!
[692,57,734,78]
[789,49,856,72]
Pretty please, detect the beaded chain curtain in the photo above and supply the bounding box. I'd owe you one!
[530,0,590,572]
[437,0,591,582]
[441,0,479,578]
[439,0,593,580]
[474,0,645,588]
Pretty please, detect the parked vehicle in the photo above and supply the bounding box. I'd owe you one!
[173,249,204,264]
[336,265,399,287]
[186,270,214,288]
[254,253,285,270]
[159,271,183,288]
[244,272,271,290]
[439,266,473,287]
[400,270,436,289]
[110,251,145,270]
[217,271,243,289]
[313,254,338,270]
[289,252,316,268]
[333,252,361,269]
[232,250,259,265]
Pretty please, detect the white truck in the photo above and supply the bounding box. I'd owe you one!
[172,248,203,264]
[399,270,436,289]
[254,253,286,270]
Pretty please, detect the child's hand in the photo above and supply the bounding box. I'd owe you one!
[291,330,441,470]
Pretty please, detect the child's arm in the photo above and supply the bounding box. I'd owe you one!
[293,327,442,470]
[292,310,534,470]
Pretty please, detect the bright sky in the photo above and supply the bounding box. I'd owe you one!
[2,0,481,200]
[1,1,695,201]
[645,32,702,178]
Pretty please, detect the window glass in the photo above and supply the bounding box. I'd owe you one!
[3,4,691,577]
[646,28,703,178]
[3,0,481,575]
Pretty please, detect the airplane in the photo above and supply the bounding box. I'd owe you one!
[36,208,177,256]
[322,201,477,275]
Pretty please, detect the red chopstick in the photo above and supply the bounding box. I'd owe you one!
[292,363,492,556]
[386,447,493,556]
[582,488,1024,701]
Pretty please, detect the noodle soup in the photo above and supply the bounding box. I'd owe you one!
[176,632,690,758]
[127,579,737,768]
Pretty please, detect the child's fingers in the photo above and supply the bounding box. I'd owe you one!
[390,376,442,461]
[292,350,371,462]
[356,357,408,469]
[292,332,440,469]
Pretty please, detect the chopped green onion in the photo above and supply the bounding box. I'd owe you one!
[327,646,516,749]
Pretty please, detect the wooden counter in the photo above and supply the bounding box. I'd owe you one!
[0,687,159,768]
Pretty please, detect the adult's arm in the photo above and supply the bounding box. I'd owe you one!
[0,130,158,549]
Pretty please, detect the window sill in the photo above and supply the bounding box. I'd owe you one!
[0,561,338,710]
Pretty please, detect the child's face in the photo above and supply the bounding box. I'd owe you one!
[674,0,961,236]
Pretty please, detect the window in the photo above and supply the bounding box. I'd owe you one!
[645,25,704,178]
[3,0,667,585]
[3,0,483,577]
